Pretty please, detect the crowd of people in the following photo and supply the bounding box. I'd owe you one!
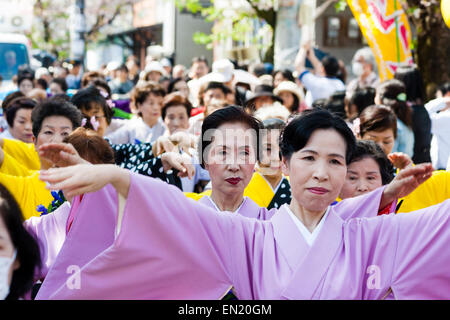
[0,40,449,300]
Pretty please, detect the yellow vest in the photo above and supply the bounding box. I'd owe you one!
[3,138,41,171]
[0,171,53,220]
[0,152,34,176]
[397,170,450,213]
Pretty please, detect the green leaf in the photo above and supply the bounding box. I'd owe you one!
[334,0,347,12]
[193,31,213,45]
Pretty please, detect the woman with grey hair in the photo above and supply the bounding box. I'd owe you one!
[347,47,379,97]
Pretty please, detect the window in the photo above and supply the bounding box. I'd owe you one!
[348,18,359,39]
[0,43,29,80]
[326,17,341,46]
[323,16,363,47]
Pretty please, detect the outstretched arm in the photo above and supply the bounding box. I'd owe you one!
[40,164,131,199]
[305,42,323,75]
[40,170,240,299]
[294,42,308,75]
[390,200,450,298]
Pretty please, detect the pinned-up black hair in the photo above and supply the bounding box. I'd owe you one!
[70,85,114,125]
[280,108,356,164]
[5,97,36,128]
[32,97,82,138]
[198,105,263,168]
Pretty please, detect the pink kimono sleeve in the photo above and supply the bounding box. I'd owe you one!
[23,202,70,280]
[390,199,450,299]
[49,173,249,299]
[111,173,281,299]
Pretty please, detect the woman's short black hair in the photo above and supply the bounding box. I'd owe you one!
[49,93,71,102]
[0,184,41,300]
[272,69,295,83]
[376,79,412,128]
[262,118,286,161]
[439,82,450,96]
[70,85,114,124]
[51,78,68,93]
[350,140,394,185]
[191,56,209,67]
[31,97,83,138]
[198,105,262,168]
[204,81,232,96]
[311,98,327,109]
[167,77,184,94]
[324,91,347,120]
[359,104,398,139]
[1,91,25,111]
[285,93,300,113]
[6,97,37,127]
[394,64,425,104]
[36,78,48,90]
[350,87,376,116]
[280,108,356,164]
[91,79,112,98]
[161,92,192,120]
[262,118,286,131]
[321,55,340,78]
[18,74,34,87]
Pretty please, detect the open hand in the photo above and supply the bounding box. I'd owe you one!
[381,163,434,208]
[161,152,195,179]
[39,164,130,198]
[168,132,197,156]
[39,143,89,167]
[153,132,197,157]
[388,152,413,170]
[153,136,177,156]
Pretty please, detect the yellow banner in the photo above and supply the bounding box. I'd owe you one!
[443,0,450,28]
[347,0,414,81]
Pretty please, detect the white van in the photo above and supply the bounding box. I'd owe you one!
[0,33,32,93]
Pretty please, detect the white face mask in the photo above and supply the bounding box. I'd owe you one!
[0,250,17,300]
[352,62,364,76]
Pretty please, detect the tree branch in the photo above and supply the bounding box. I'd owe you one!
[314,0,338,20]
[86,1,129,39]
[245,0,276,27]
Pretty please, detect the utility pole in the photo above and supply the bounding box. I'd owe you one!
[70,0,86,67]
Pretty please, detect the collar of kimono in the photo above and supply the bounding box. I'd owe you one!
[66,194,83,234]
[284,205,331,246]
[202,195,249,215]
[270,205,311,271]
[274,207,345,299]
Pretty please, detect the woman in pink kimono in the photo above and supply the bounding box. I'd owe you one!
[189,106,274,218]
[23,128,117,282]
[37,108,447,300]
[188,107,424,218]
